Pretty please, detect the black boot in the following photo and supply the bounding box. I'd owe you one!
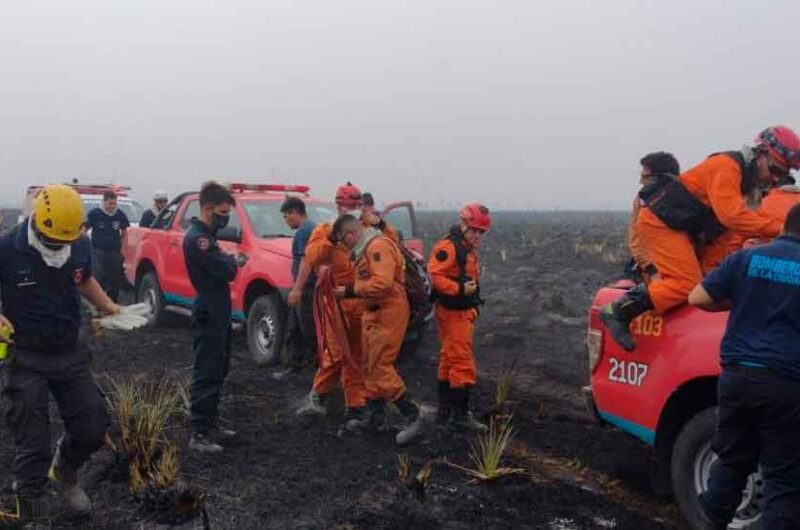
[448,387,488,434]
[366,399,389,432]
[598,283,653,352]
[343,406,369,432]
[435,380,451,425]
[394,395,424,446]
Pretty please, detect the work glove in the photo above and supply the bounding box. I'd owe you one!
[94,303,150,331]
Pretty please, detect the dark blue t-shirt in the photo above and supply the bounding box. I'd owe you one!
[292,219,317,283]
[0,220,93,348]
[86,208,130,251]
[702,235,800,380]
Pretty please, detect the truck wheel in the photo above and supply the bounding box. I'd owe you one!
[671,407,763,530]
[246,294,284,366]
[136,271,164,326]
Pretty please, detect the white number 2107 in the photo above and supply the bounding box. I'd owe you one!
[608,358,648,387]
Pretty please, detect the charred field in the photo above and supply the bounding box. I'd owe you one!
[0,211,685,530]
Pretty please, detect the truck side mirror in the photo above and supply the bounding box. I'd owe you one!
[217,225,242,243]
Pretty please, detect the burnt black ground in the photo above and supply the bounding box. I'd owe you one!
[0,211,683,530]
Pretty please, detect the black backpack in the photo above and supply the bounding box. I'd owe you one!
[399,245,433,320]
[432,228,484,310]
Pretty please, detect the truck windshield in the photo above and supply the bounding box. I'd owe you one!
[243,200,336,238]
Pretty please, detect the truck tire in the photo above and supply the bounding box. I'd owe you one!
[136,271,165,326]
[671,407,763,530]
[246,294,285,366]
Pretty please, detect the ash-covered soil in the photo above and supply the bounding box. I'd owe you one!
[0,211,684,529]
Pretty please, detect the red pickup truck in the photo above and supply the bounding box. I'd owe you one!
[584,281,762,530]
[124,183,428,365]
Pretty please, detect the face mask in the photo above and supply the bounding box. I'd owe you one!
[212,212,230,230]
[104,206,118,216]
[28,220,72,268]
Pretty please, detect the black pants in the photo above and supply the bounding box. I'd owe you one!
[701,365,800,529]
[1,347,109,494]
[285,287,317,368]
[189,303,232,435]
[93,248,124,302]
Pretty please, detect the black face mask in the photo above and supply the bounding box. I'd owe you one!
[211,212,230,230]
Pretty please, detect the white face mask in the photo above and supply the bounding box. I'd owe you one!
[28,220,72,268]
[104,207,118,216]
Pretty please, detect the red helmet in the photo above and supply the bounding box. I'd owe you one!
[755,125,800,171]
[459,202,491,231]
[335,182,363,208]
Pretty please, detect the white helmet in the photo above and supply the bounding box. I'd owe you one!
[154,190,168,200]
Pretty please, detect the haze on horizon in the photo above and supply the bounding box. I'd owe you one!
[1,0,799,211]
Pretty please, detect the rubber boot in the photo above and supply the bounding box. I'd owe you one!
[435,380,451,425]
[344,406,369,432]
[296,390,327,416]
[448,387,488,434]
[49,438,92,515]
[394,396,424,446]
[367,399,389,432]
[14,492,51,524]
[598,283,653,352]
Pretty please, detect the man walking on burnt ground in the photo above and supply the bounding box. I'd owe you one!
[332,214,424,445]
[274,196,318,380]
[428,203,491,433]
[184,181,244,453]
[295,183,400,428]
[689,203,800,530]
[84,189,130,302]
[0,184,135,521]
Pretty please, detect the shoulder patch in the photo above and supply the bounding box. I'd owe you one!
[436,250,449,262]
[373,252,381,262]
[197,237,211,251]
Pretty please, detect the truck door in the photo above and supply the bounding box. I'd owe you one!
[382,201,423,255]
[158,199,197,303]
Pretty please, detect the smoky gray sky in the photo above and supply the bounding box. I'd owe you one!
[2,0,799,210]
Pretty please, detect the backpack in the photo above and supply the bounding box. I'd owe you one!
[639,151,754,245]
[399,245,433,320]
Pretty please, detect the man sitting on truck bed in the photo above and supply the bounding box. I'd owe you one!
[601,126,800,351]
[688,202,800,530]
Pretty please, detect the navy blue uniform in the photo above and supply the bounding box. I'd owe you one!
[183,219,238,434]
[285,219,318,369]
[140,209,157,228]
[85,207,130,302]
[0,221,108,494]
[700,235,800,529]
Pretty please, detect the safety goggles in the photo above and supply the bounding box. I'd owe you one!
[36,232,72,251]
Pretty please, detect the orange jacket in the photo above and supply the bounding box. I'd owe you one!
[354,235,405,305]
[759,186,800,225]
[305,222,355,287]
[627,195,650,268]
[679,154,781,238]
[428,237,479,297]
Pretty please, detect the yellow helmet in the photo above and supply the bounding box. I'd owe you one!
[33,184,84,242]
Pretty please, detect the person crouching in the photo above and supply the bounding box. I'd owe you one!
[332,214,423,446]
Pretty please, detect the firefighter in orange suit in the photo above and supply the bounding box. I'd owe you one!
[332,214,423,445]
[294,182,397,426]
[428,203,491,433]
[294,183,367,425]
[601,126,800,351]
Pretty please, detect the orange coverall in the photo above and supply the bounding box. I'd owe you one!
[428,238,480,389]
[305,222,366,408]
[760,186,800,224]
[637,154,782,313]
[353,235,410,402]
